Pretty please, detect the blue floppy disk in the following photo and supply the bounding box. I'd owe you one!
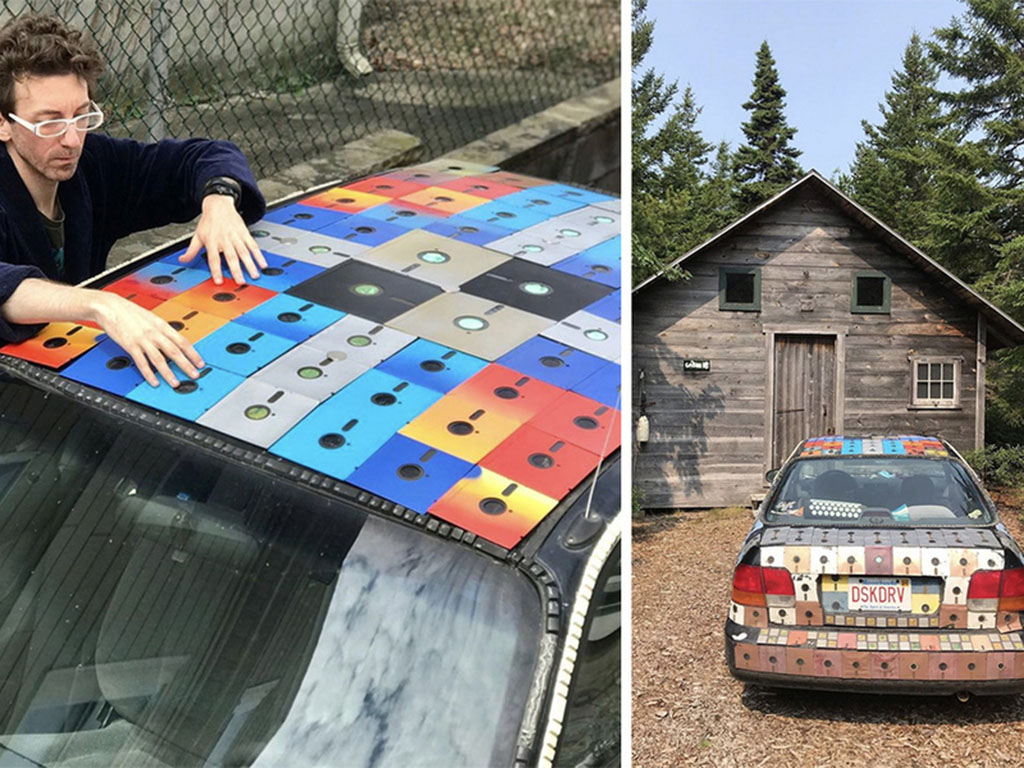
[570,361,621,409]
[497,188,588,216]
[126,364,245,421]
[319,215,407,247]
[497,336,607,391]
[552,251,621,288]
[254,252,324,292]
[270,370,441,480]
[585,289,620,322]
[358,203,444,230]
[374,338,487,394]
[423,215,507,246]
[538,183,616,207]
[192,322,295,377]
[61,337,146,396]
[577,236,620,264]
[262,202,350,231]
[458,201,551,232]
[347,434,474,514]
[234,294,344,343]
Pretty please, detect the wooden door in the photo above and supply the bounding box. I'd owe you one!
[772,334,836,466]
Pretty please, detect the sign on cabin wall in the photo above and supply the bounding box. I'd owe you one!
[683,359,711,372]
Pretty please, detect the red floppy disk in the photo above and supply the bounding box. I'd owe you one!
[2,322,103,368]
[479,423,600,498]
[169,279,276,320]
[447,364,565,424]
[528,390,621,457]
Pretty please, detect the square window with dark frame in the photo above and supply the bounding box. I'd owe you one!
[852,272,891,313]
[719,267,760,311]
[912,358,959,407]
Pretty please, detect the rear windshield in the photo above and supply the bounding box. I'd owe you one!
[0,372,540,767]
[765,456,993,526]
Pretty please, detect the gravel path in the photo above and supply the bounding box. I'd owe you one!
[632,495,1024,768]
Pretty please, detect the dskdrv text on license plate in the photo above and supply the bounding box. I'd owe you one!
[848,578,911,611]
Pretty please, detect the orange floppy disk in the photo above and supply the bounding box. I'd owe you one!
[2,322,103,367]
[429,466,558,548]
[397,187,489,216]
[400,395,520,464]
[301,187,390,214]
[151,302,229,343]
[169,280,276,320]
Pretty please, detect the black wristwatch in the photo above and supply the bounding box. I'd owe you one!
[202,176,242,209]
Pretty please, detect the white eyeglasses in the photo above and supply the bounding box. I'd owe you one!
[7,101,104,137]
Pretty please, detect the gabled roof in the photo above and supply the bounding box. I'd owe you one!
[634,170,1024,350]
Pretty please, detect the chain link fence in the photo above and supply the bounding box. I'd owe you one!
[2,0,618,178]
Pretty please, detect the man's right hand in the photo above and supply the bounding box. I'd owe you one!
[87,291,204,387]
[1,277,204,388]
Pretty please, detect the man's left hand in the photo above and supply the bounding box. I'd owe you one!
[180,195,267,285]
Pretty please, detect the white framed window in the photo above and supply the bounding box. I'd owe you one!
[910,357,960,408]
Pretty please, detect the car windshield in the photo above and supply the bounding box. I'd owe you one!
[0,372,541,767]
[765,456,993,526]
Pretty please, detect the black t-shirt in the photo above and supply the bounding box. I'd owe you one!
[39,203,65,280]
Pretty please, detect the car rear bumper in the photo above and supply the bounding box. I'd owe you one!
[725,618,1024,695]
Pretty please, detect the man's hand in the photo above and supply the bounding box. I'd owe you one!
[180,195,267,285]
[88,292,204,387]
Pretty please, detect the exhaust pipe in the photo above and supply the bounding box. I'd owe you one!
[955,691,971,703]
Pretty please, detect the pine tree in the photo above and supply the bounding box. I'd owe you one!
[733,41,803,210]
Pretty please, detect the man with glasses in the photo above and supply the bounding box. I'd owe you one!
[0,14,267,387]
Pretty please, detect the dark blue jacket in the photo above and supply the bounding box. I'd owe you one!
[0,132,265,341]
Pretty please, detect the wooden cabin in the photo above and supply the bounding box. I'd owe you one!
[632,171,1024,510]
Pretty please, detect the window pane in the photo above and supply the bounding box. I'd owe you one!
[930,363,941,380]
[917,363,928,381]
[917,382,929,399]
[931,382,942,398]
[942,363,954,381]
[725,272,755,305]
[943,382,954,399]
[856,276,885,307]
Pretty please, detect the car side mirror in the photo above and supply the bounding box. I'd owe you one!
[765,469,779,484]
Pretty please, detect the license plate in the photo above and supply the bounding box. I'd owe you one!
[848,577,912,612]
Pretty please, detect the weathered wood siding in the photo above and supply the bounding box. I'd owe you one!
[633,187,978,509]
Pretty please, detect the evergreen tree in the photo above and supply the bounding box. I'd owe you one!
[733,41,803,210]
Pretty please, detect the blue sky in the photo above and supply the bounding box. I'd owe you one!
[639,0,966,177]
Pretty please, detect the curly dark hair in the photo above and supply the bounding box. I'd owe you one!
[0,14,105,117]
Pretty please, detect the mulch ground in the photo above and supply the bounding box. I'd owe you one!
[632,491,1024,767]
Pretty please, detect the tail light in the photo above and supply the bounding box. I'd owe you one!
[732,564,795,607]
[968,567,1024,612]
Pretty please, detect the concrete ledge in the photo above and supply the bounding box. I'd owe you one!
[440,78,620,192]
[106,129,422,268]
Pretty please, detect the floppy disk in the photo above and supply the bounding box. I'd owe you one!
[570,361,622,409]
[552,250,621,288]
[253,252,324,293]
[358,203,444,230]
[192,322,294,377]
[436,175,520,200]
[60,337,146,395]
[378,167,460,185]
[590,197,621,214]
[168,279,276,321]
[423,215,508,247]
[459,258,612,320]
[496,188,588,216]
[585,289,621,322]
[447,363,564,423]
[271,370,441,480]
[479,171,551,189]
[300,187,390,214]
[150,302,228,343]
[318,215,407,247]
[428,466,558,549]
[373,338,486,393]
[529,207,620,249]
[287,260,442,323]
[248,221,369,265]
[197,379,320,448]
[126,365,245,422]
[397,186,489,216]
[308,315,414,367]
[459,201,551,232]
[102,262,209,303]
[234,294,343,342]
[354,230,508,291]
[346,434,474,514]
[529,390,621,457]
[388,293,551,361]
[536,183,616,207]
[541,309,621,362]
[479,423,600,499]
[250,344,369,401]
[576,236,620,264]
[343,175,428,199]
[2,322,103,367]
[400,396,521,463]
[262,202,350,231]
[482,229,585,266]
[496,336,607,390]
[410,159,498,176]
